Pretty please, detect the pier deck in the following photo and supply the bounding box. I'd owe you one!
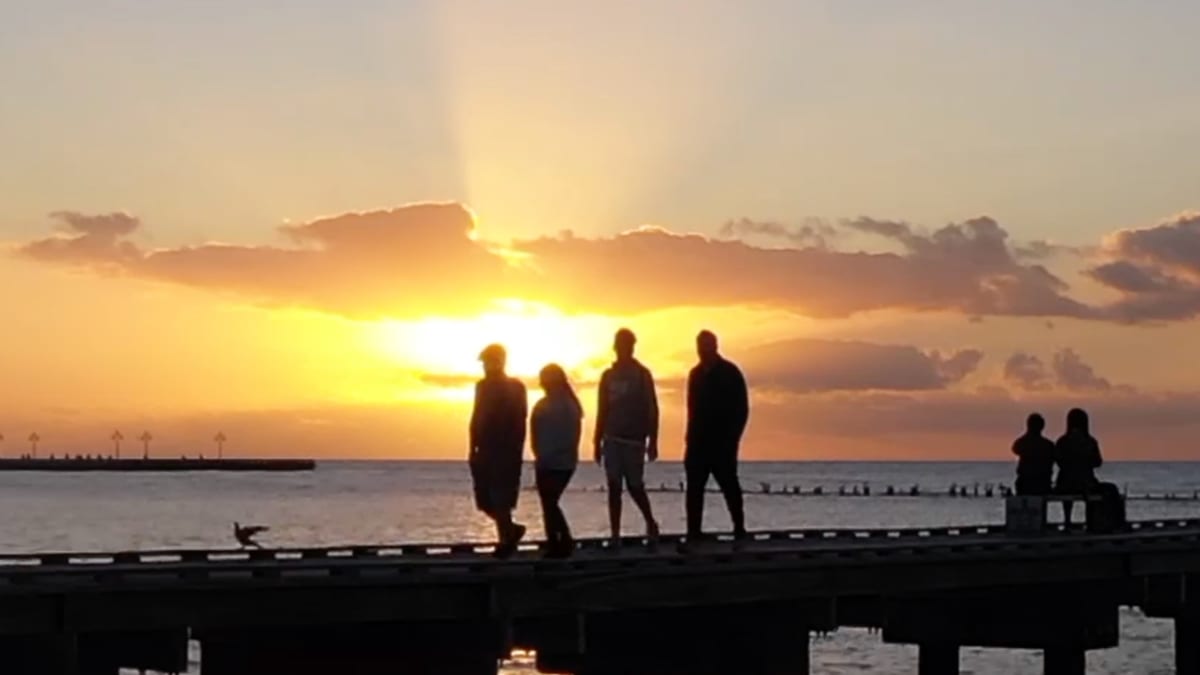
[2,519,1200,674]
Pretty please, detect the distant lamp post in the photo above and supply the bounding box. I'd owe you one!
[139,431,152,460]
[214,431,227,460]
[0,433,4,457]
[112,430,124,459]
[29,432,40,458]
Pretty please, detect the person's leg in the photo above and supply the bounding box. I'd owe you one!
[554,469,574,545]
[684,456,710,538]
[1062,499,1074,527]
[623,446,658,540]
[536,469,557,545]
[545,469,573,553]
[604,447,624,543]
[711,452,746,537]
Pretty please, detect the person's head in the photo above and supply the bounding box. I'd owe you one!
[478,343,507,377]
[613,328,637,361]
[539,363,568,394]
[539,362,582,414]
[1066,407,1090,434]
[696,330,719,364]
[1025,413,1045,435]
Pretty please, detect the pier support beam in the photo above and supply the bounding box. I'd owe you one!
[198,620,503,675]
[1044,647,1085,675]
[528,603,826,675]
[1177,613,1200,675]
[918,643,958,675]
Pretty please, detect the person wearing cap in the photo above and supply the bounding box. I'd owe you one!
[682,330,749,551]
[469,343,528,558]
[594,328,660,548]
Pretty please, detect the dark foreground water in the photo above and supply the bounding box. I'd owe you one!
[1,461,1196,674]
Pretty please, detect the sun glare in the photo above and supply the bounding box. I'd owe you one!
[371,301,617,385]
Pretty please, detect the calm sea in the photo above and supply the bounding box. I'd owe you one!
[1,460,1196,674]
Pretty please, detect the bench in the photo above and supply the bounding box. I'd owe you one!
[1005,494,1113,534]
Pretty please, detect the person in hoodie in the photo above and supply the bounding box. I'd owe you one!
[531,363,583,558]
[594,328,661,549]
[682,330,750,549]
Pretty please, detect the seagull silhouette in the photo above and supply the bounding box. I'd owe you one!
[233,521,269,549]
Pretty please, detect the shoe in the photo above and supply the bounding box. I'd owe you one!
[732,529,749,551]
[511,522,527,545]
[645,520,660,549]
[608,536,622,552]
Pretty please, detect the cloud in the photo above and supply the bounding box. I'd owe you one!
[1085,212,1200,322]
[20,204,1200,324]
[1003,348,1129,394]
[21,211,142,269]
[517,216,1093,319]
[1003,352,1051,391]
[718,217,837,248]
[20,203,515,319]
[1051,348,1113,393]
[735,338,983,393]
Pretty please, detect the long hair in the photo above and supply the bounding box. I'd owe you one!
[539,364,582,417]
[1066,408,1090,434]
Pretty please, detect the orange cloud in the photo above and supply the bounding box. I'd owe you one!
[17,203,1200,324]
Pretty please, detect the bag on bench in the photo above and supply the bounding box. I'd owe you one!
[1086,481,1125,533]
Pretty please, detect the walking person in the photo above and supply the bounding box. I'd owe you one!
[594,328,661,549]
[531,364,582,559]
[681,330,749,552]
[1054,408,1103,527]
[469,343,528,559]
[1012,413,1054,496]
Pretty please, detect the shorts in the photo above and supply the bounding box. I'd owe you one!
[602,437,646,490]
[470,455,521,516]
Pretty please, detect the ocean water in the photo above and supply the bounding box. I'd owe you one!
[0,460,1197,674]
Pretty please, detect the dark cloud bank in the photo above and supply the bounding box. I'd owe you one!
[18,205,1200,322]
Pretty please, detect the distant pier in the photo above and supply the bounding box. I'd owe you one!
[0,458,315,472]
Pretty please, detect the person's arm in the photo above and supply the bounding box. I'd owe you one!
[645,366,659,461]
[684,368,697,448]
[529,400,542,461]
[1012,438,1022,458]
[468,382,482,459]
[730,365,750,443]
[593,372,608,463]
[1092,439,1103,469]
[514,381,528,457]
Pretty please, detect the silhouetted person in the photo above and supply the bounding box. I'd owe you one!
[1055,408,1103,526]
[683,331,749,547]
[1012,413,1055,496]
[469,343,528,558]
[594,328,660,548]
[531,364,582,559]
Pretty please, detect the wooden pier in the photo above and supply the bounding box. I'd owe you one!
[1,519,1200,674]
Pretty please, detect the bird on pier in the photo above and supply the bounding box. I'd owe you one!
[233,522,269,549]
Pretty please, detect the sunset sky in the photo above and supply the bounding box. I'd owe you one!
[3,1,1200,460]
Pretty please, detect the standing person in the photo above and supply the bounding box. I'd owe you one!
[682,330,749,551]
[531,364,582,559]
[1054,408,1103,526]
[1012,413,1054,496]
[469,343,528,559]
[594,328,661,549]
